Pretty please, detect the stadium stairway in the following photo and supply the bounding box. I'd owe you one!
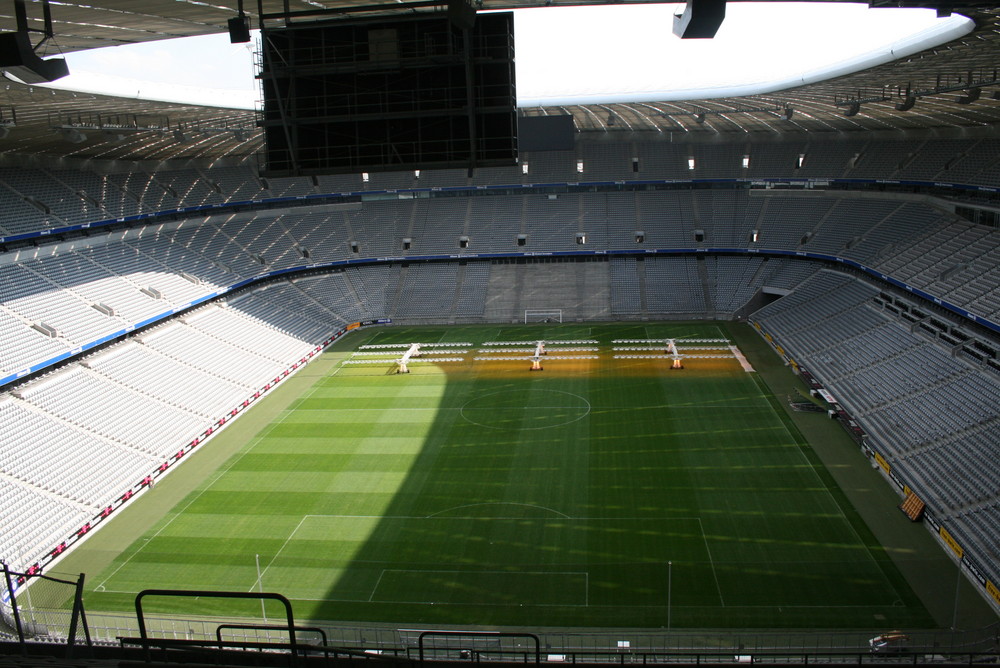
[696,257,714,318]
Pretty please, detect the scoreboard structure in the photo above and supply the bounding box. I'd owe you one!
[258,12,517,177]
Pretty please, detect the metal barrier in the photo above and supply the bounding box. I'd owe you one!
[6,588,999,665]
[216,623,328,649]
[417,631,540,664]
[1,562,91,658]
[133,589,298,663]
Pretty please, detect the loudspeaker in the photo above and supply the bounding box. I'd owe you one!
[672,0,726,39]
[0,31,68,83]
[228,15,251,43]
[448,0,476,31]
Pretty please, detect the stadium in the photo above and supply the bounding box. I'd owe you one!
[1,0,1000,665]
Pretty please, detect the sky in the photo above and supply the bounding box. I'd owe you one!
[41,2,972,109]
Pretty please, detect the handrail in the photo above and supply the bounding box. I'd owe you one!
[215,623,328,655]
[417,630,540,664]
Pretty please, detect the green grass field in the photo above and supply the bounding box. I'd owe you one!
[77,322,932,629]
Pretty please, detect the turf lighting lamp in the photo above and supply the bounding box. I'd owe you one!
[844,101,861,117]
[781,107,794,121]
[895,96,917,111]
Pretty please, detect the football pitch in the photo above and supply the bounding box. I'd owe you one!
[77,322,931,629]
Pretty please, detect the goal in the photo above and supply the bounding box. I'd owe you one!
[524,309,563,324]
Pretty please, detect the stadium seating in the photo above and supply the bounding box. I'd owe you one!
[751,270,1000,586]
[0,294,328,568]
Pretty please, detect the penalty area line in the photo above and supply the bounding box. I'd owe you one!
[697,517,725,607]
[250,515,310,593]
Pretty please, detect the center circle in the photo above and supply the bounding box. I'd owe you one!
[460,389,591,431]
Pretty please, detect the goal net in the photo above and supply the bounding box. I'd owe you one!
[524,309,562,324]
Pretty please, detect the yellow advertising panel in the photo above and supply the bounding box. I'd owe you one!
[873,452,890,474]
[347,322,361,330]
[987,580,1000,606]
[939,527,964,559]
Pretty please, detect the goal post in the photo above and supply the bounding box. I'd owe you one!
[524,309,563,324]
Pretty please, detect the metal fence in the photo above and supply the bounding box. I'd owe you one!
[3,568,997,664]
[9,603,999,664]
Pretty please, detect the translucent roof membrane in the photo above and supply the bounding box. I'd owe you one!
[514,3,971,105]
[45,2,971,109]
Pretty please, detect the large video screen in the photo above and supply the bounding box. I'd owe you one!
[259,13,517,177]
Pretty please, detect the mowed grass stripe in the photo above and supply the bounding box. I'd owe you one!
[297,396,444,409]
[282,410,437,423]
[268,421,436,437]
[229,453,416,473]
[314,381,450,397]
[251,437,426,455]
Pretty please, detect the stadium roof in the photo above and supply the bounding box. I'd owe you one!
[2,0,1000,165]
